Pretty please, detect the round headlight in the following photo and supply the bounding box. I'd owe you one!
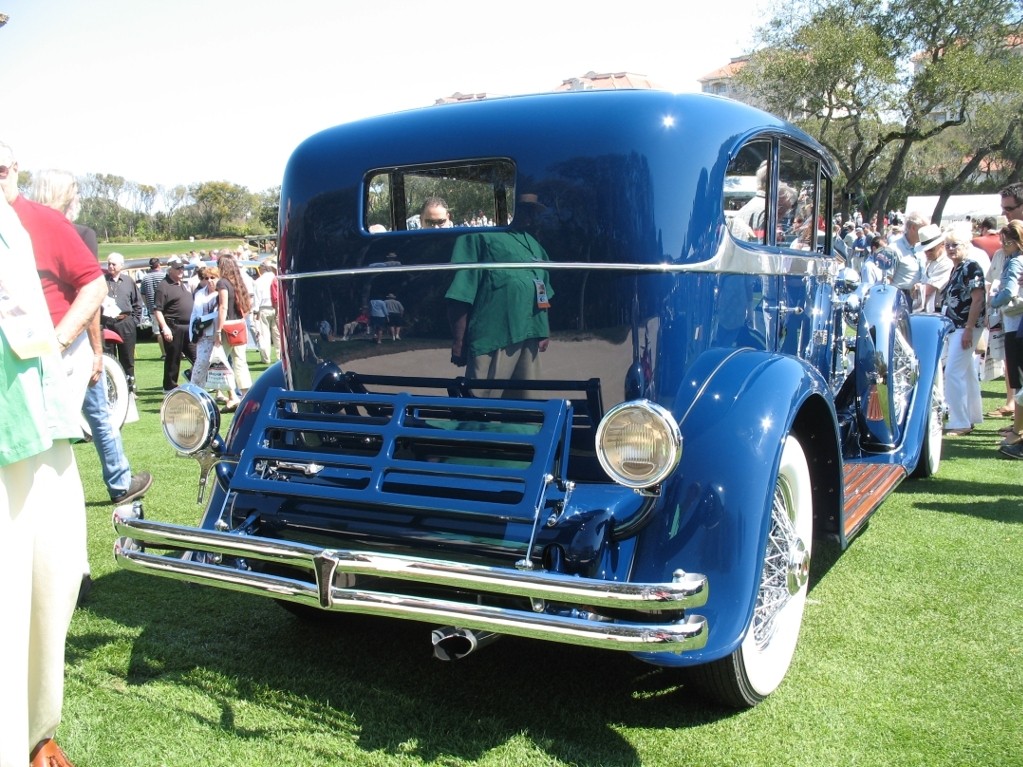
[160,383,220,454]
[595,400,682,489]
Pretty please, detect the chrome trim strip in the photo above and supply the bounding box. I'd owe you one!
[277,238,828,282]
[276,262,685,281]
[113,540,708,654]
[113,516,707,611]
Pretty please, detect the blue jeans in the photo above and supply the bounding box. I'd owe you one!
[81,373,131,498]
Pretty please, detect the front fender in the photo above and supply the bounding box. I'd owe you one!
[896,312,951,467]
[855,284,915,448]
[629,348,836,666]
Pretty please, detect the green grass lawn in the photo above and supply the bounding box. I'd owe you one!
[64,342,1022,766]
[97,239,247,261]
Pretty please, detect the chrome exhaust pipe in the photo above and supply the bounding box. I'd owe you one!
[431,626,500,661]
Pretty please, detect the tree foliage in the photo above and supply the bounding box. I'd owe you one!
[740,0,1023,222]
[190,180,255,236]
[257,186,281,231]
[72,174,273,243]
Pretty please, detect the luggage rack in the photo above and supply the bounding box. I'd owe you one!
[229,387,578,524]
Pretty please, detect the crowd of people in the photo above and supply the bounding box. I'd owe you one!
[0,137,282,767]
[92,247,280,413]
[833,183,1023,459]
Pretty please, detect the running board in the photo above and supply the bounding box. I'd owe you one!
[842,463,906,539]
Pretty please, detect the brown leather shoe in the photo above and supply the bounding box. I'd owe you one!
[30,739,75,767]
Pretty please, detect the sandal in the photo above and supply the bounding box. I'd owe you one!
[999,432,1022,447]
[31,739,75,767]
[987,405,1015,418]
[221,400,239,413]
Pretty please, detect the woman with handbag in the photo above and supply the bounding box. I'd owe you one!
[989,220,1023,458]
[214,254,253,413]
[187,267,238,407]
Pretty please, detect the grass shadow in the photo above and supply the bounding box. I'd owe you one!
[891,429,1023,523]
[75,568,739,766]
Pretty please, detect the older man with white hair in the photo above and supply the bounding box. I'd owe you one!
[888,211,927,308]
[915,223,954,313]
[103,252,143,388]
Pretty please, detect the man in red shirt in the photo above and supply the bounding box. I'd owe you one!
[0,148,105,354]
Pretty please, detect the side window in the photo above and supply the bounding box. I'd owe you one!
[364,159,516,232]
[777,144,820,252]
[724,140,771,245]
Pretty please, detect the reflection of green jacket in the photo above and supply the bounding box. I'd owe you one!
[445,232,553,357]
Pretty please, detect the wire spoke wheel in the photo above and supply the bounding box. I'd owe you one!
[688,436,813,707]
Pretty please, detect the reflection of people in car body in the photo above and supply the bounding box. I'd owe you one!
[445,199,554,398]
[341,306,370,340]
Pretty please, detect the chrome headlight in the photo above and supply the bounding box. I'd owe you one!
[595,400,682,489]
[160,383,220,454]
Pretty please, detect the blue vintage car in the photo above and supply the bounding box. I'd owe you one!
[114,90,948,707]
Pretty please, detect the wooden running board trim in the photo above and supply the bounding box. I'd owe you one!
[842,463,907,539]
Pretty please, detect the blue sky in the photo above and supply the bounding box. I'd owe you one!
[0,0,766,195]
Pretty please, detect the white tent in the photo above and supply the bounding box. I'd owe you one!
[904,194,1001,226]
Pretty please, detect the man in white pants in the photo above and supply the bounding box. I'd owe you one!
[253,258,279,363]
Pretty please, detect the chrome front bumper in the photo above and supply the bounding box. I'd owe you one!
[113,504,708,654]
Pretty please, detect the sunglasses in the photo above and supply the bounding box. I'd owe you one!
[0,164,13,178]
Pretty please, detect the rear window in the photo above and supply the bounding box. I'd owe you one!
[365,159,517,232]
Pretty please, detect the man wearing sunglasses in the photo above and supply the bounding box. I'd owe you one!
[419,197,453,228]
[1001,183,1023,223]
